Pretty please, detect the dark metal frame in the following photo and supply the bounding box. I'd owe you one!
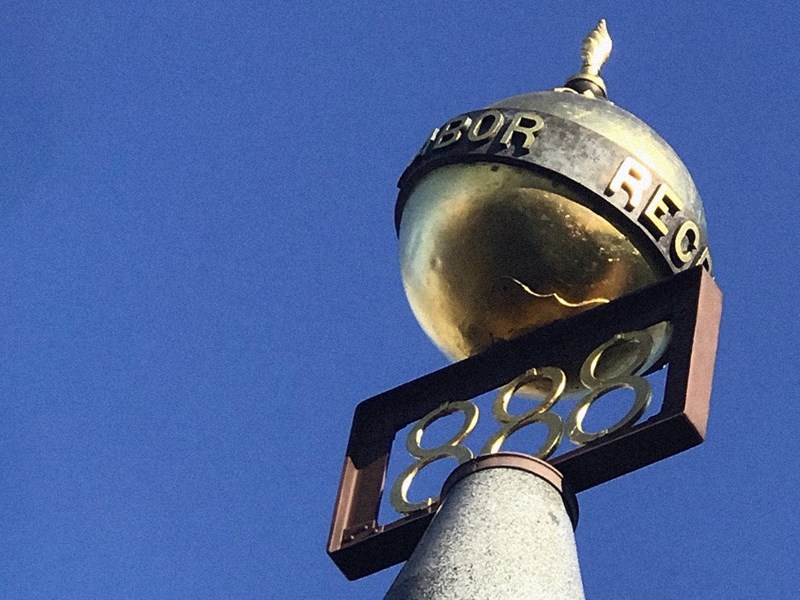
[328,267,722,580]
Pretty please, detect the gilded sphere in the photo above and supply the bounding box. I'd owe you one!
[397,92,708,377]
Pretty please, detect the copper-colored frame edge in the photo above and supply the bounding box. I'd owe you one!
[329,267,722,580]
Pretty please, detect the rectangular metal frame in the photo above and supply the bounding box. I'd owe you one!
[328,267,722,580]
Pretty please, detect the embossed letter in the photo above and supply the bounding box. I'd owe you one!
[431,115,472,150]
[641,183,684,238]
[606,156,652,210]
[671,219,700,267]
[499,112,543,151]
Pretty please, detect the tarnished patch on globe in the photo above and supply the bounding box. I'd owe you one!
[399,162,672,393]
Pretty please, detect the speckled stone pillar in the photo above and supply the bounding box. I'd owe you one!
[384,453,584,600]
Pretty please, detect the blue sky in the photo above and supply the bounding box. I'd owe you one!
[1,2,798,598]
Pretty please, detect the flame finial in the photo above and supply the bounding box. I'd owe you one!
[580,19,612,77]
[561,19,613,99]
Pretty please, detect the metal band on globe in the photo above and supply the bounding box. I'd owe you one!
[396,107,712,277]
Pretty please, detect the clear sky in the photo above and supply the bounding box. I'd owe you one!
[1,2,798,598]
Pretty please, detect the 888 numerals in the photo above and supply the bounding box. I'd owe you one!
[389,326,666,514]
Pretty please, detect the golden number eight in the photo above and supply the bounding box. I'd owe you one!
[567,330,654,445]
[480,366,565,459]
[389,401,478,514]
